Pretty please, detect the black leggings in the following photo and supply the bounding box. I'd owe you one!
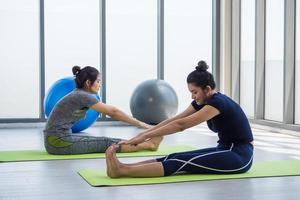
[157,143,253,176]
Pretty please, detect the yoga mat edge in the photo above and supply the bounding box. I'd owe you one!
[78,160,300,186]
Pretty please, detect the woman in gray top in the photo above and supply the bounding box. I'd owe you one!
[44,66,162,155]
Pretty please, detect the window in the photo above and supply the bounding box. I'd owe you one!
[240,0,255,117]
[0,0,39,118]
[106,0,157,114]
[164,0,212,112]
[265,0,284,122]
[44,0,100,91]
[295,0,300,125]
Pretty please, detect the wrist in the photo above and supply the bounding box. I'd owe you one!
[134,118,142,127]
[141,133,148,140]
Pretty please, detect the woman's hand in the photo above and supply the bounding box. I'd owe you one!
[118,133,148,146]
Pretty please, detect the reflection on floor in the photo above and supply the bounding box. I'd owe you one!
[190,125,300,161]
[251,128,300,159]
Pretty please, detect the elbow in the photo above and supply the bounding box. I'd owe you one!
[107,106,119,118]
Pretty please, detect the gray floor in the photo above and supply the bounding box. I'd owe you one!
[0,124,300,200]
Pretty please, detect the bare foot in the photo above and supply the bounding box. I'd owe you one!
[118,137,164,153]
[147,136,163,151]
[105,145,124,178]
[105,146,113,177]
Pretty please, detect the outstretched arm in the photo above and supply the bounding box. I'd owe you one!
[120,105,220,145]
[137,104,197,135]
[91,102,151,129]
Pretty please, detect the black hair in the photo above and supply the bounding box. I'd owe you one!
[72,66,99,89]
[186,60,216,90]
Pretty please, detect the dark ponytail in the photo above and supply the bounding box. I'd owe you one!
[186,60,216,90]
[72,66,99,89]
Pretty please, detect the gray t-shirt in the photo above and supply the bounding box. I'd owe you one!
[44,89,99,134]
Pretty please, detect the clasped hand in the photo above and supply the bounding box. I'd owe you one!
[118,133,149,145]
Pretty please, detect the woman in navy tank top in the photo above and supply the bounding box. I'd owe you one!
[106,61,254,178]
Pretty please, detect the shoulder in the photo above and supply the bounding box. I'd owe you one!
[207,92,223,103]
[206,92,228,113]
[64,89,100,106]
[72,89,94,98]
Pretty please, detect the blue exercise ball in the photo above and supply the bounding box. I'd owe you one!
[130,79,178,125]
[44,77,100,133]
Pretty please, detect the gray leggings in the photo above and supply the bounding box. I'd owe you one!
[44,133,122,155]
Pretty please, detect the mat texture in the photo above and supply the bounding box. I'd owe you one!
[0,145,195,162]
[78,160,300,186]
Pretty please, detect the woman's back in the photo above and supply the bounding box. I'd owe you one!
[192,92,253,144]
[44,89,99,134]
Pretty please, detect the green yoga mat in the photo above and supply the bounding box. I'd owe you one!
[0,145,195,162]
[78,160,300,186]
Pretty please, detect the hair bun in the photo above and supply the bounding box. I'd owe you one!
[72,66,81,76]
[195,60,208,72]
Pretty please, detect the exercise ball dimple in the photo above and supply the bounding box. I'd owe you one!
[44,77,100,133]
[130,79,178,125]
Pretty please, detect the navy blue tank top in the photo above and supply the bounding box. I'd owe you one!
[191,92,253,145]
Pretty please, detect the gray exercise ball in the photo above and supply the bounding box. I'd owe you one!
[130,79,178,125]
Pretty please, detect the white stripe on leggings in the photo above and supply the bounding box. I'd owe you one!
[163,145,231,162]
[166,144,253,174]
[170,155,253,173]
[163,154,170,161]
